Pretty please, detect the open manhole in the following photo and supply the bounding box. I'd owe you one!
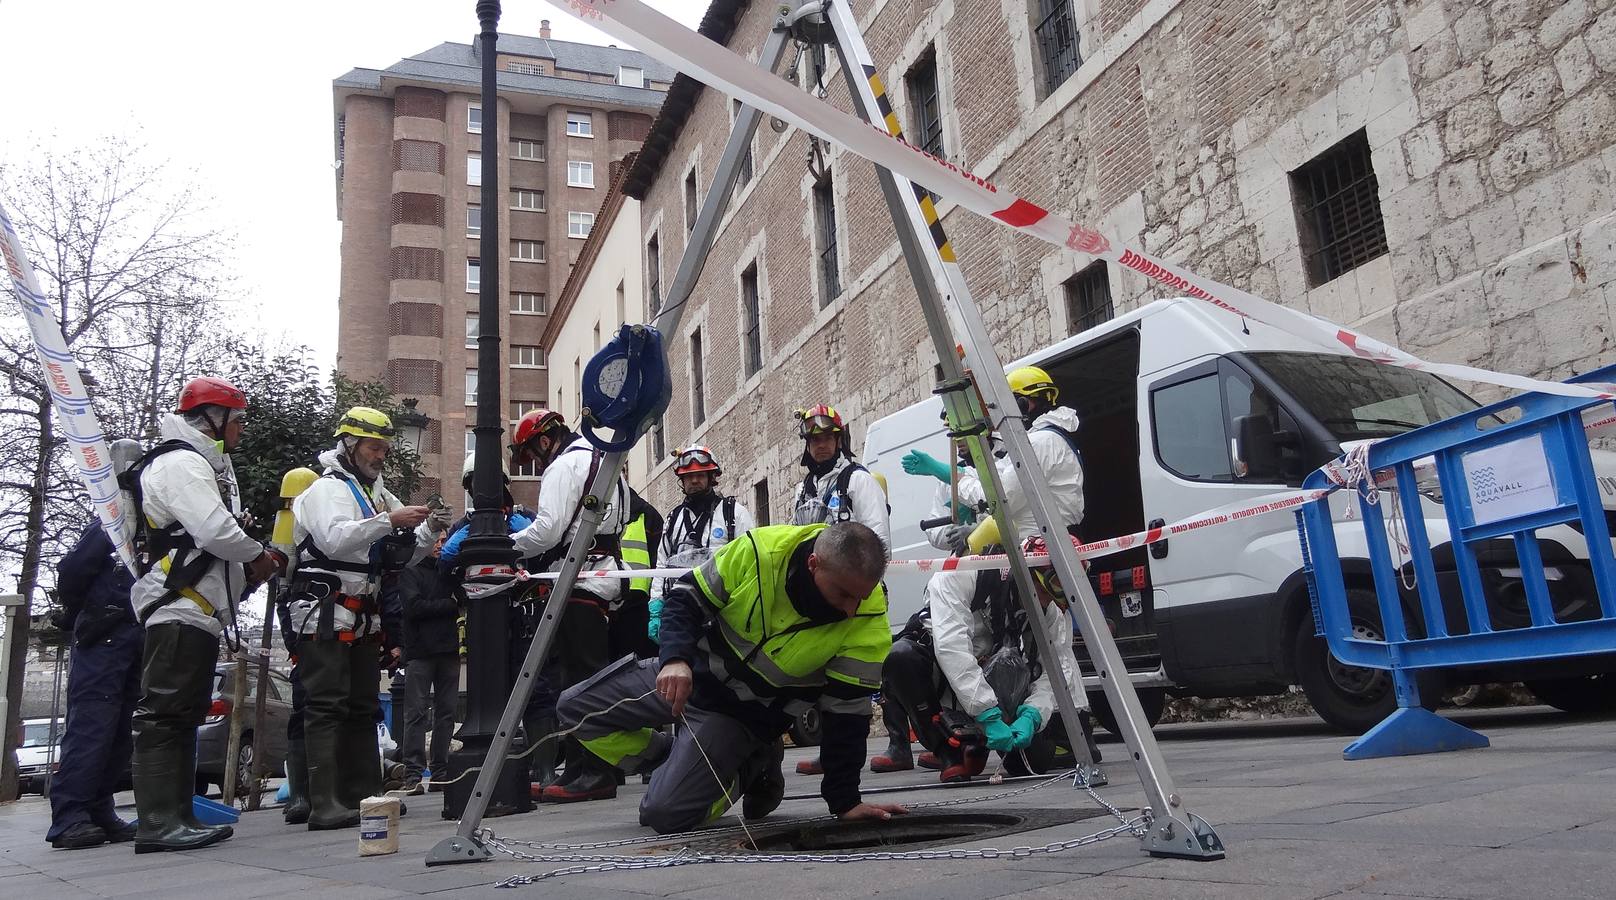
[657,807,1113,856]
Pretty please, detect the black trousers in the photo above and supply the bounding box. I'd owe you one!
[402,654,459,776]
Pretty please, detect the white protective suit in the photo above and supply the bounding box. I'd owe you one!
[658,493,756,596]
[288,446,436,636]
[131,414,264,637]
[510,436,630,603]
[924,567,1087,725]
[955,407,1084,539]
[790,456,891,554]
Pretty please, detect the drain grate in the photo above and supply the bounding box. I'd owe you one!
[653,807,1113,856]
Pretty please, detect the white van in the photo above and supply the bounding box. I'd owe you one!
[862,298,1616,734]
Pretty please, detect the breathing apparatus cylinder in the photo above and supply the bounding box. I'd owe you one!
[272,467,320,552]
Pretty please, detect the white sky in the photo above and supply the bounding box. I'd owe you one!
[0,0,708,368]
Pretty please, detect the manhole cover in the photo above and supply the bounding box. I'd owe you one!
[654,807,1112,856]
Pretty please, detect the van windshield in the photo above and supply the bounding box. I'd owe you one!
[1247,352,1479,440]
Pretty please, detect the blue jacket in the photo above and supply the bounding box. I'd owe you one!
[55,521,137,646]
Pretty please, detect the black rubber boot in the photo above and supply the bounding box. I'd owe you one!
[1079,710,1102,764]
[283,738,310,825]
[540,764,618,803]
[305,725,360,830]
[132,624,233,854]
[741,739,786,821]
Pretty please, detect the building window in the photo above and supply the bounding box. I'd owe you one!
[813,173,840,306]
[652,415,666,459]
[1033,0,1082,97]
[466,258,480,293]
[690,327,706,427]
[615,280,625,325]
[467,205,481,237]
[1291,130,1389,288]
[512,291,546,314]
[566,112,593,137]
[618,66,644,87]
[906,49,944,157]
[646,233,661,315]
[567,161,595,187]
[513,139,545,161]
[512,455,541,478]
[1063,262,1113,334]
[512,189,544,210]
[683,168,698,233]
[465,430,476,455]
[465,314,479,349]
[513,240,544,262]
[467,154,481,186]
[512,345,545,368]
[468,104,482,134]
[732,100,754,186]
[741,262,762,377]
[568,211,595,238]
[465,369,478,406]
[512,400,547,419]
[508,60,544,76]
[753,479,771,525]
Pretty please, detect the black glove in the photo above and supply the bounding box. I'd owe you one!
[47,609,73,633]
[942,524,973,557]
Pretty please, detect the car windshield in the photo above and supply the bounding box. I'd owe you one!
[1247,351,1480,440]
[21,722,60,748]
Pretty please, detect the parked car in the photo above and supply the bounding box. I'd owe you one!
[195,667,293,796]
[863,298,1616,734]
[16,717,63,796]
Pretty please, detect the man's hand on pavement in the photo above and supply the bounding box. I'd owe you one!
[838,801,909,821]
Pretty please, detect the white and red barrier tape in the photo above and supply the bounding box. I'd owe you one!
[1,200,138,572]
[557,0,1616,405]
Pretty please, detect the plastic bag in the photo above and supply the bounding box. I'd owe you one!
[981,645,1032,713]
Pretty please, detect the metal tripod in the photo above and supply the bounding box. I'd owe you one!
[428,0,1222,865]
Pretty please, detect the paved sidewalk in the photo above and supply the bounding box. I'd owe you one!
[4,705,1615,898]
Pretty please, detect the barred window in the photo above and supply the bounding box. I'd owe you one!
[512,292,546,314]
[741,262,763,377]
[512,345,545,367]
[513,139,545,161]
[906,49,944,157]
[690,327,706,427]
[646,233,661,315]
[683,168,698,233]
[512,240,544,262]
[813,174,840,306]
[1063,262,1113,335]
[1033,0,1082,97]
[508,60,544,76]
[1291,130,1388,287]
[390,192,444,227]
[390,247,443,282]
[732,100,754,186]
[392,139,444,174]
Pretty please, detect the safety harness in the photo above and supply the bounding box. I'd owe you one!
[290,469,402,642]
[119,440,223,624]
[794,460,876,525]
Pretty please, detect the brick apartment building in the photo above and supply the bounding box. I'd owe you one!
[623,0,1616,517]
[332,21,671,506]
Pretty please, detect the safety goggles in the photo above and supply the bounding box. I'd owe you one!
[1029,563,1071,611]
[676,448,717,469]
[799,414,843,436]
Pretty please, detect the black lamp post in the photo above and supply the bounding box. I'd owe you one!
[441,0,532,820]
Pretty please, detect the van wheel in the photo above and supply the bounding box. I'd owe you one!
[788,708,822,748]
[1088,688,1166,737]
[1293,588,1436,733]
[1525,675,1616,716]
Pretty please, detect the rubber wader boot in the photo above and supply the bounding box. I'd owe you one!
[133,631,234,855]
[741,739,786,820]
[283,738,310,825]
[306,727,360,830]
[1079,710,1103,764]
[528,714,560,788]
[132,743,233,853]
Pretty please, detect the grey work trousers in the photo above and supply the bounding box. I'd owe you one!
[402,654,459,778]
[557,656,764,834]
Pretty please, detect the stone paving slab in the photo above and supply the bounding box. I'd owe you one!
[3,705,1616,898]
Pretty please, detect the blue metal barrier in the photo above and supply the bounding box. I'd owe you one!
[1300,364,1616,759]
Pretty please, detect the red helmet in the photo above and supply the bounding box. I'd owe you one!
[512,409,566,449]
[177,377,247,413]
[797,404,845,438]
[673,446,721,477]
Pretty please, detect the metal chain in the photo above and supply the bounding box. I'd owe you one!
[482,770,1151,886]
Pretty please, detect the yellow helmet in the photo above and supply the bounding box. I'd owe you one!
[334,406,396,440]
[1007,366,1058,402]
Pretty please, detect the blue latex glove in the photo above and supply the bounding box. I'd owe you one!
[976,707,1016,752]
[647,597,664,643]
[902,449,953,483]
[1009,704,1042,750]
[509,511,534,532]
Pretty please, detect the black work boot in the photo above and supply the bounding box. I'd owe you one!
[50,822,108,850]
[305,728,360,830]
[132,740,234,853]
[540,756,617,803]
[283,738,310,825]
[741,738,786,821]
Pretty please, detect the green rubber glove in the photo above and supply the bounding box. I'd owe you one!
[647,597,664,644]
[902,449,953,483]
[976,707,1016,752]
[1009,704,1042,749]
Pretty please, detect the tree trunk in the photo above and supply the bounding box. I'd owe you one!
[0,404,50,802]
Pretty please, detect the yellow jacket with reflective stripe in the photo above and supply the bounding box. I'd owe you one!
[621,513,652,596]
[692,524,890,710]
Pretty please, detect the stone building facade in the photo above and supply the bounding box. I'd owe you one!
[332,23,671,507]
[622,0,1616,517]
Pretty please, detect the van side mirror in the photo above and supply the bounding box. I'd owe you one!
[1232,414,1282,479]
